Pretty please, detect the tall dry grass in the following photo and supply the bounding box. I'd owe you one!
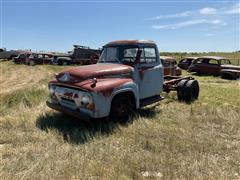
[0,61,240,179]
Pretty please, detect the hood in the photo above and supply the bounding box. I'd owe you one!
[56,63,133,83]
[221,65,240,71]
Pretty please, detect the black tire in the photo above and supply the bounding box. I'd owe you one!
[177,79,188,101]
[197,70,202,76]
[29,60,35,66]
[183,80,199,102]
[58,60,63,65]
[110,95,134,123]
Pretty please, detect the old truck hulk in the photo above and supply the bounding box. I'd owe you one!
[47,40,199,122]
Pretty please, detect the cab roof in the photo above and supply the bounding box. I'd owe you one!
[199,56,227,60]
[160,56,176,62]
[106,40,156,46]
[184,56,199,59]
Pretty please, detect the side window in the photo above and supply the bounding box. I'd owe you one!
[221,59,231,65]
[144,48,157,63]
[196,59,203,64]
[140,48,157,63]
[181,59,188,63]
[161,59,170,67]
[209,59,219,65]
[38,54,43,58]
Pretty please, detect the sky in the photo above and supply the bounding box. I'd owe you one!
[1,0,239,52]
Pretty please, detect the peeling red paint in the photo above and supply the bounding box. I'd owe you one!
[56,64,133,83]
[107,40,156,46]
[51,78,133,97]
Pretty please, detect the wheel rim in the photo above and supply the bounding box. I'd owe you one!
[116,103,128,119]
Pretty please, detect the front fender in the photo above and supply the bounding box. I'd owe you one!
[91,79,139,118]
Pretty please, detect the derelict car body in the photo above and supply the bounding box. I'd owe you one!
[47,40,164,120]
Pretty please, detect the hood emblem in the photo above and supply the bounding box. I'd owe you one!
[59,72,71,82]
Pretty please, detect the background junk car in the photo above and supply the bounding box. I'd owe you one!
[47,40,199,123]
[160,56,182,76]
[69,45,101,65]
[13,52,32,64]
[0,48,19,60]
[26,53,53,65]
[188,56,240,79]
[178,56,199,70]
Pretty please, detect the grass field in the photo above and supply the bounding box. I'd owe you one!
[0,60,240,179]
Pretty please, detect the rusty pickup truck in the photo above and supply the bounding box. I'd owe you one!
[47,40,199,122]
[188,56,240,79]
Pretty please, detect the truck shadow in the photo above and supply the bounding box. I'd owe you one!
[36,107,158,144]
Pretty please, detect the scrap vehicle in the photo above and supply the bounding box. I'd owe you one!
[51,54,72,65]
[13,51,32,64]
[26,53,53,65]
[188,56,240,79]
[178,56,199,70]
[47,40,199,122]
[69,45,101,65]
[50,45,101,66]
[0,48,19,60]
[160,56,182,76]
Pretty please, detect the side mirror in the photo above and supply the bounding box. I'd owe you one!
[0,49,3,52]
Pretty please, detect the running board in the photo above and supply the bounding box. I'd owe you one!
[140,95,164,108]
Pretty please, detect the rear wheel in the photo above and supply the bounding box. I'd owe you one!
[177,79,188,100]
[110,95,134,123]
[197,70,202,76]
[183,80,199,102]
[29,60,35,66]
[58,60,63,65]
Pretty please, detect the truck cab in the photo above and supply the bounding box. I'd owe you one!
[47,40,198,122]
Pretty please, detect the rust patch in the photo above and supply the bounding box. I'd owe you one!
[107,40,155,46]
[50,78,133,97]
[56,64,133,83]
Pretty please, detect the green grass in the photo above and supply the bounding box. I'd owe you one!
[0,61,240,179]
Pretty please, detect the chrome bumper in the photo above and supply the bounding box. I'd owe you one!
[46,101,90,121]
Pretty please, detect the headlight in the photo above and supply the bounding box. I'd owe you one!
[80,94,91,106]
[49,84,56,95]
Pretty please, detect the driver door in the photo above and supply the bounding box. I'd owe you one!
[136,47,163,99]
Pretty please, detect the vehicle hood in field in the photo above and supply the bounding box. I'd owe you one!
[221,65,240,71]
[56,63,133,83]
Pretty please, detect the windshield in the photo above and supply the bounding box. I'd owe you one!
[98,47,119,63]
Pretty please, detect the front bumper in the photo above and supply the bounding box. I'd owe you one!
[46,101,90,121]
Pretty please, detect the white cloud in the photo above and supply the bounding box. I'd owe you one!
[148,3,239,21]
[152,19,223,30]
[149,11,191,20]
[205,33,216,36]
[199,7,217,15]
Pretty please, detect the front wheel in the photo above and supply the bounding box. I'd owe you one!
[110,95,134,123]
